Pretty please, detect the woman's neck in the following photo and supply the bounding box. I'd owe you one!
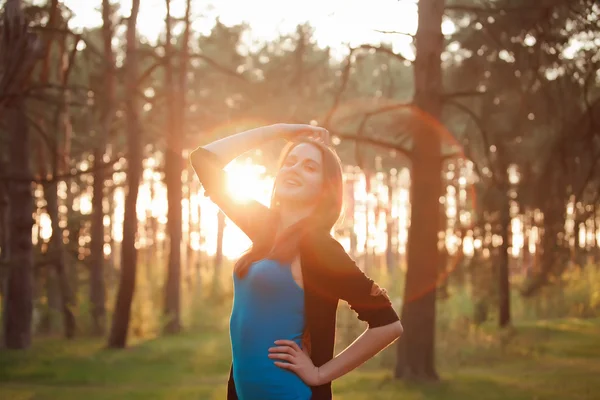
[277,203,315,234]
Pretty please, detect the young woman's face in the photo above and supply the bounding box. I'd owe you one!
[274,143,324,206]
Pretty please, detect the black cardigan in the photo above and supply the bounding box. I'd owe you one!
[190,147,400,400]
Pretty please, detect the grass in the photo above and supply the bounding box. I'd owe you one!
[1,318,599,400]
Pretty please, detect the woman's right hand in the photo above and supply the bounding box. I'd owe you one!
[275,123,331,145]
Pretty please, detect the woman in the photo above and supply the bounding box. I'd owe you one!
[190,123,403,400]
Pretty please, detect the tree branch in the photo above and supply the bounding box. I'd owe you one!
[135,49,245,85]
[322,44,411,127]
[444,99,496,183]
[23,111,58,165]
[26,83,91,93]
[356,44,410,64]
[330,129,412,160]
[322,45,356,127]
[189,54,246,80]
[373,29,415,39]
[332,101,414,128]
[30,26,103,59]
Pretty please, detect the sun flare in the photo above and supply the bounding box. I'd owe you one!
[224,161,273,206]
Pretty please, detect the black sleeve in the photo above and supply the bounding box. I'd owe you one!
[189,147,273,244]
[308,234,400,328]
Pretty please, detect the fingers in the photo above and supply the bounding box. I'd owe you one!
[294,125,330,145]
[268,352,294,362]
[269,342,299,367]
[274,340,301,352]
[310,127,330,145]
[274,361,296,370]
[370,283,382,295]
[319,128,331,146]
[370,283,391,301]
[381,289,390,301]
[268,346,295,354]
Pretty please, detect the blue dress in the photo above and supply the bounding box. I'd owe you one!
[229,259,311,400]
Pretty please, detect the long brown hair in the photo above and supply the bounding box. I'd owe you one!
[233,138,344,278]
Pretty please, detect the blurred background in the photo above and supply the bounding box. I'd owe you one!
[0,0,599,399]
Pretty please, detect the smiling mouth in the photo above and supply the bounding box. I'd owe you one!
[284,178,302,187]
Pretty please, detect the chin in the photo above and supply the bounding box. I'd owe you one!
[275,184,318,207]
[277,192,302,203]
[275,186,301,200]
[276,192,314,207]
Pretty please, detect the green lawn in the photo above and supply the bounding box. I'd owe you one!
[1,318,599,400]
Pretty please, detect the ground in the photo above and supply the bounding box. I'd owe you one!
[1,318,599,400]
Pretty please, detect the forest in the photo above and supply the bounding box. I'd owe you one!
[0,0,599,399]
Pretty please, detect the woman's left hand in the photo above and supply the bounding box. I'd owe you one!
[268,340,321,386]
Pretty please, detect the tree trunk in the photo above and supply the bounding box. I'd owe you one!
[38,265,61,334]
[2,103,34,349]
[471,248,489,325]
[195,200,203,294]
[65,188,80,297]
[212,210,225,298]
[164,149,183,335]
[573,218,587,268]
[107,0,141,349]
[0,160,8,266]
[385,172,396,273]
[593,202,598,263]
[185,172,194,288]
[438,246,449,300]
[90,147,107,336]
[437,184,449,300]
[346,174,358,258]
[163,0,190,334]
[44,181,76,338]
[498,183,511,328]
[452,227,468,286]
[0,160,8,313]
[89,0,115,337]
[395,0,444,381]
[363,170,371,272]
[523,207,569,296]
[40,16,78,338]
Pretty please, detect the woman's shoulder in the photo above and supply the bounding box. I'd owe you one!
[300,230,354,272]
[299,228,337,250]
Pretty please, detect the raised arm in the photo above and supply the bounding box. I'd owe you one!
[189,123,329,243]
[199,124,282,165]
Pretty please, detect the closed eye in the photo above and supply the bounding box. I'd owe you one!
[303,161,320,172]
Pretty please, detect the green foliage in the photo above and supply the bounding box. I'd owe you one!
[443,0,599,175]
[513,264,600,320]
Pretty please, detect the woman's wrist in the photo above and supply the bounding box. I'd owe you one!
[315,365,329,386]
[267,123,291,140]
